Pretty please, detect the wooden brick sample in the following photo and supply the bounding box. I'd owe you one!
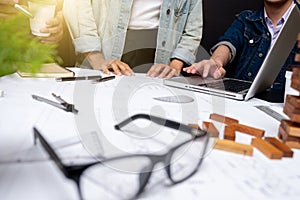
[202,121,219,137]
[283,101,300,123]
[214,139,253,156]
[233,123,265,138]
[281,119,300,137]
[209,113,239,125]
[224,125,236,141]
[284,141,300,149]
[188,123,201,130]
[291,80,300,92]
[292,65,300,74]
[251,138,283,159]
[278,125,300,142]
[291,68,300,83]
[286,94,300,108]
[285,98,300,113]
[291,74,300,83]
[264,137,293,157]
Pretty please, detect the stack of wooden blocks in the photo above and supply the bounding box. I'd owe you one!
[189,112,294,159]
[280,33,300,149]
[210,113,293,159]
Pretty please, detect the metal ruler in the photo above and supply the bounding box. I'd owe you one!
[255,105,287,122]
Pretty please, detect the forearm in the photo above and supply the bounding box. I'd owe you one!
[210,45,232,69]
[83,51,106,70]
[170,59,184,73]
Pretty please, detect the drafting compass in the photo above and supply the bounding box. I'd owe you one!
[32,93,78,114]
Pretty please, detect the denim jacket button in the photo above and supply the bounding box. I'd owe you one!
[258,53,263,57]
[162,41,166,47]
[166,9,171,15]
[249,39,254,44]
[248,72,252,77]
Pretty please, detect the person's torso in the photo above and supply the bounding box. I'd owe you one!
[91,0,196,64]
[226,4,300,90]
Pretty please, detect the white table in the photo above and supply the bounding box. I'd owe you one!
[0,68,299,200]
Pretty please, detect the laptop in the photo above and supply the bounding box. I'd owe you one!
[164,4,300,101]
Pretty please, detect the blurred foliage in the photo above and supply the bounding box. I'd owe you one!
[0,14,59,76]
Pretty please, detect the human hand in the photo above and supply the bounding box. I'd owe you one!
[183,58,226,79]
[103,59,135,76]
[39,11,63,43]
[85,52,134,76]
[0,0,19,19]
[147,64,180,78]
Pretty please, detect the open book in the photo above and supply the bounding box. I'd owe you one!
[18,63,74,78]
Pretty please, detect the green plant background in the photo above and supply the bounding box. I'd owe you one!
[0,14,59,77]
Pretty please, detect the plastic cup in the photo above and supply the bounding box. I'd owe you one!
[28,0,56,37]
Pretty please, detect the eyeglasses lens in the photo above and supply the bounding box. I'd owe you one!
[80,156,153,200]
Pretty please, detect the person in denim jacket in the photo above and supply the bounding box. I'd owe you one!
[63,0,203,78]
[184,0,300,91]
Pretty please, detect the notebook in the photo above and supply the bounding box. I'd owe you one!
[164,4,300,101]
[18,63,74,78]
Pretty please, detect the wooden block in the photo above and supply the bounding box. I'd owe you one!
[233,123,265,138]
[284,100,300,114]
[251,138,283,159]
[292,65,300,73]
[188,123,201,130]
[224,125,236,141]
[291,75,300,84]
[281,119,300,137]
[291,80,300,92]
[291,73,300,79]
[278,125,300,142]
[283,101,300,123]
[214,139,253,156]
[202,121,219,137]
[286,95,300,108]
[264,137,293,157]
[284,141,300,149]
[291,75,300,81]
[295,53,300,62]
[209,113,239,125]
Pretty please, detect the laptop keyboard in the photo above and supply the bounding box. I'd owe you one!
[199,79,252,93]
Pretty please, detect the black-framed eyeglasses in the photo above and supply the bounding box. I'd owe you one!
[33,114,208,200]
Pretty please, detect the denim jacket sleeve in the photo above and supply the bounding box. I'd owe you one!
[171,0,203,65]
[63,0,101,53]
[210,12,248,62]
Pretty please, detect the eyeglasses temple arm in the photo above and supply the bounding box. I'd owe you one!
[114,114,206,137]
[33,127,69,175]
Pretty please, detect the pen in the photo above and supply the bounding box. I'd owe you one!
[56,75,102,82]
[92,76,115,83]
[14,4,34,18]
